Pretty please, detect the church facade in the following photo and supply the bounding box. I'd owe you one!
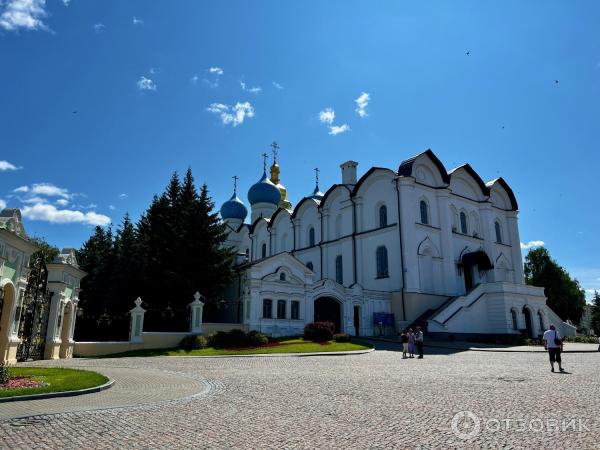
[220,148,575,339]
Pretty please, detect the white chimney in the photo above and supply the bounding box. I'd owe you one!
[340,160,358,184]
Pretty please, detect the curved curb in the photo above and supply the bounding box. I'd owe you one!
[0,379,115,403]
[162,347,374,358]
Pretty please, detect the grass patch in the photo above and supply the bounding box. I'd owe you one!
[0,368,109,399]
[95,338,373,358]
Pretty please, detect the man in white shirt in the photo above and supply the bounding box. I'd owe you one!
[543,324,564,373]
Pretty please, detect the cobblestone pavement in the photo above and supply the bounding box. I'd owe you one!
[1,342,598,449]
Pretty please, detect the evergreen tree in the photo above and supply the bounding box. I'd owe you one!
[524,247,586,324]
[590,291,600,334]
[110,213,139,314]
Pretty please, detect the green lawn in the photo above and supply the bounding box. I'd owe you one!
[0,367,109,399]
[95,338,373,358]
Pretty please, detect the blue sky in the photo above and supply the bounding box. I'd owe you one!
[1,1,599,299]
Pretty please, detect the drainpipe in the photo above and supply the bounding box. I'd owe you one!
[350,196,357,286]
[394,177,406,321]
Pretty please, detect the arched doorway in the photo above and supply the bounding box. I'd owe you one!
[461,251,493,292]
[353,305,360,336]
[522,306,533,337]
[314,297,341,332]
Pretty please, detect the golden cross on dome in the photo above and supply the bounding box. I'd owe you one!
[270,141,279,163]
[232,175,239,194]
[261,153,269,172]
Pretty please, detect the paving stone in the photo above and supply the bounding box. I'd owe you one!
[0,343,598,449]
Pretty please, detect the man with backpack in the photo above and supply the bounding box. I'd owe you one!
[543,324,564,373]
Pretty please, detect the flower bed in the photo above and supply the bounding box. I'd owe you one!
[0,376,49,391]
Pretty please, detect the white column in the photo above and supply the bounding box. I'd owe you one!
[129,298,146,343]
[397,178,420,292]
[437,190,457,294]
[189,291,205,334]
[506,211,525,283]
[480,204,497,282]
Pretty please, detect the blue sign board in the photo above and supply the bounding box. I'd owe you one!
[373,312,395,326]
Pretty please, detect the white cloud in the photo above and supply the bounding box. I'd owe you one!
[108,204,116,211]
[319,108,350,136]
[208,67,223,75]
[329,124,351,135]
[55,198,69,207]
[207,102,255,127]
[62,0,70,5]
[93,23,105,33]
[0,160,20,171]
[22,196,48,204]
[319,108,335,125]
[191,75,199,84]
[355,92,370,118]
[273,81,283,90]
[21,202,111,226]
[133,16,143,25]
[0,199,6,210]
[240,81,262,94]
[119,193,128,199]
[137,76,156,91]
[0,0,48,32]
[14,183,71,199]
[520,240,545,250]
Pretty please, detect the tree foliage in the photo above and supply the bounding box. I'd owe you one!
[29,236,60,264]
[524,247,586,324]
[75,169,234,339]
[590,291,600,335]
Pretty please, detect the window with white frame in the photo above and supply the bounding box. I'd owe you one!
[262,299,273,319]
[460,211,468,234]
[379,205,388,228]
[376,246,389,278]
[495,221,503,243]
[277,300,286,319]
[308,227,315,247]
[291,301,300,320]
[419,200,429,225]
[335,255,343,284]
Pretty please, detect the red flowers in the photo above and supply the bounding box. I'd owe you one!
[0,376,47,390]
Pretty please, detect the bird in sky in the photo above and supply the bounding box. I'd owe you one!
[554,80,559,84]
[72,110,78,114]
[465,50,470,56]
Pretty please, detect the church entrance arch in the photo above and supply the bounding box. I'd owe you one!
[314,297,341,333]
[522,306,534,338]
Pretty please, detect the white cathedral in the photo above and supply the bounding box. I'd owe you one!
[220,147,575,339]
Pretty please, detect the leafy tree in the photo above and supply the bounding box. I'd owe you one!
[29,236,59,264]
[524,247,586,324]
[590,291,600,335]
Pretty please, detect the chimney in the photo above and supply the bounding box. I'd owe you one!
[340,160,358,184]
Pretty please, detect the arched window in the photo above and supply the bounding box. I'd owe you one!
[379,205,388,228]
[335,255,343,284]
[261,243,267,259]
[279,272,286,281]
[538,311,544,332]
[495,221,503,243]
[419,200,429,225]
[309,227,315,247]
[511,309,518,330]
[376,246,389,278]
[460,212,468,234]
[306,261,314,271]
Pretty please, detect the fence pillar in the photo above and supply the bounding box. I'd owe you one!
[129,297,146,343]
[189,292,205,334]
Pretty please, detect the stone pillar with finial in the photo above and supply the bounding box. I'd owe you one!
[129,297,146,343]
[189,291,205,334]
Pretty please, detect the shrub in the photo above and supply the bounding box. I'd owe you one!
[179,334,208,351]
[333,333,351,343]
[247,330,268,347]
[0,361,9,385]
[304,322,335,343]
[563,335,599,344]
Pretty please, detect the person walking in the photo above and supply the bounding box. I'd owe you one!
[415,326,424,359]
[408,328,415,358]
[543,324,564,372]
[400,330,408,359]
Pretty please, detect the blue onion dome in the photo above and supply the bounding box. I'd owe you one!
[248,172,282,205]
[309,184,324,201]
[220,193,248,220]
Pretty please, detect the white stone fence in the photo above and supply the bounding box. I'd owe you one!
[73,292,247,357]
